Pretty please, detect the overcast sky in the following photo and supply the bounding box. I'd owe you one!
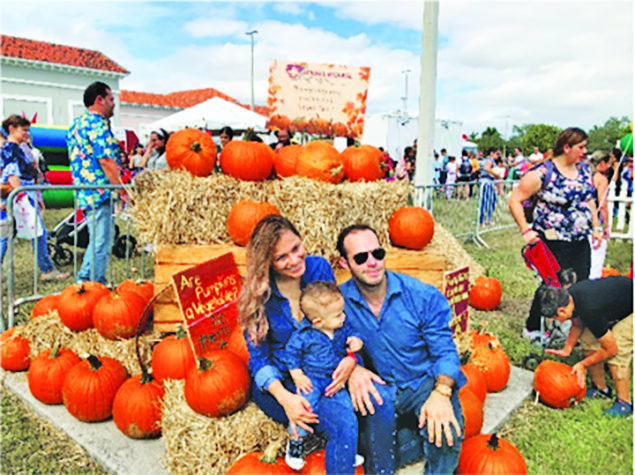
[1,0,633,136]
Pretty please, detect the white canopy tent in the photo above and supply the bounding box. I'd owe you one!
[140,97,267,138]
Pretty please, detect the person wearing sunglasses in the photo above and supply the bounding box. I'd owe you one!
[336,224,465,475]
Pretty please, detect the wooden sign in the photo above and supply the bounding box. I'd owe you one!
[443,266,470,334]
[171,253,241,356]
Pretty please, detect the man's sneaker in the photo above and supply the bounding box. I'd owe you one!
[586,385,612,399]
[354,454,365,467]
[285,438,305,470]
[604,399,633,418]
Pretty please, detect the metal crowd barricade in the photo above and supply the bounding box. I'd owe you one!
[606,182,634,240]
[0,184,151,331]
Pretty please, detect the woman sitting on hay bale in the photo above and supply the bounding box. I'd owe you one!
[238,215,359,474]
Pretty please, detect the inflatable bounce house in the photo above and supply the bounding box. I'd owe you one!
[30,125,74,208]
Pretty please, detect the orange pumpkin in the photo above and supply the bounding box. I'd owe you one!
[459,387,484,438]
[274,144,302,178]
[468,330,499,350]
[457,433,527,475]
[116,279,154,305]
[31,294,60,319]
[92,290,147,340]
[469,276,502,311]
[166,128,217,177]
[267,114,291,131]
[388,207,435,250]
[112,369,165,438]
[341,145,384,182]
[470,340,510,393]
[300,449,364,474]
[57,281,110,332]
[296,141,344,184]
[534,360,585,408]
[226,325,250,366]
[601,266,621,278]
[331,122,349,137]
[151,326,196,382]
[307,117,331,136]
[228,442,295,474]
[461,363,488,403]
[27,344,81,404]
[220,140,274,181]
[0,328,31,371]
[227,200,281,246]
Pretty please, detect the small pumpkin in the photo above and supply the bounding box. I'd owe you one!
[388,207,435,250]
[220,140,275,181]
[331,122,349,137]
[184,350,250,417]
[469,276,503,311]
[226,325,250,366]
[534,360,585,408]
[601,266,621,278]
[62,355,129,422]
[468,330,499,350]
[461,363,488,403]
[469,340,510,393]
[267,114,291,131]
[112,369,165,438]
[57,281,110,332]
[151,325,196,382]
[307,117,331,136]
[31,294,60,319]
[274,144,303,178]
[165,128,217,177]
[300,449,364,474]
[92,290,147,340]
[0,328,31,371]
[457,433,527,475]
[296,141,344,184]
[27,344,81,404]
[459,387,484,438]
[228,441,295,474]
[227,200,281,247]
[116,279,154,305]
[341,144,384,182]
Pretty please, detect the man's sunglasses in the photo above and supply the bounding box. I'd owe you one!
[352,248,386,265]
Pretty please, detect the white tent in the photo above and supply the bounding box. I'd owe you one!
[140,97,267,137]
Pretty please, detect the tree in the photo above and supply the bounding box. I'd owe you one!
[587,116,632,154]
[477,127,504,154]
[521,124,561,154]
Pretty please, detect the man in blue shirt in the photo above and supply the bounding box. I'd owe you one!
[336,224,465,475]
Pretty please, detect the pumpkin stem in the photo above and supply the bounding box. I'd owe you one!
[198,357,213,371]
[76,283,87,295]
[259,441,282,464]
[48,342,62,359]
[87,355,103,371]
[244,128,257,142]
[175,325,188,340]
[487,433,500,451]
[190,141,202,153]
[459,350,472,366]
[140,367,155,385]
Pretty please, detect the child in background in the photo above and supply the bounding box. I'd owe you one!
[283,281,364,471]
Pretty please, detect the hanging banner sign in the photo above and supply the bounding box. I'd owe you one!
[267,59,370,138]
[443,266,470,335]
[171,253,241,356]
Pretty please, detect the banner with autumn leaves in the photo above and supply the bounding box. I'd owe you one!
[267,60,370,139]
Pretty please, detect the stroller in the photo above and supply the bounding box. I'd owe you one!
[520,239,572,370]
[47,208,137,267]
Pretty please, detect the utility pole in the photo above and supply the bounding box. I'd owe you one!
[245,30,258,111]
[401,69,411,119]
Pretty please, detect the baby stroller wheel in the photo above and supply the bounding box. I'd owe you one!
[523,353,542,371]
[530,337,544,351]
[48,243,73,267]
[112,235,137,259]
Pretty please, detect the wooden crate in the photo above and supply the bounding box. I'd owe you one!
[154,244,448,332]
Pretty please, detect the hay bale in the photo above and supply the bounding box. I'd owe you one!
[161,380,287,474]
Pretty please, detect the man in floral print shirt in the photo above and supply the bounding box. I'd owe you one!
[67,81,125,284]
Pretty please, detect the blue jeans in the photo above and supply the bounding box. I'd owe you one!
[0,214,55,274]
[358,376,463,475]
[252,375,358,475]
[78,201,112,284]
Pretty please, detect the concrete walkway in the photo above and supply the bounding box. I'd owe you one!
[3,365,534,474]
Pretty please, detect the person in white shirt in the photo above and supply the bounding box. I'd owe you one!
[528,147,543,164]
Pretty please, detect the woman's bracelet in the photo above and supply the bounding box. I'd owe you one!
[522,228,533,235]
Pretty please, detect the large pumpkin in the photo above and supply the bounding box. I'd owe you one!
[27,344,81,404]
[226,325,250,366]
[57,281,110,332]
[228,442,295,474]
[274,144,303,178]
[470,340,510,392]
[388,207,435,250]
[461,363,488,403]
[62,355,129,422]
[184,350,250,417]
[534,360,585,408]
[116,279,154,305]
[300,449,364,474]
[92,290,147,340]
[220,140,274,181]
[31,294,60,319]
[457,433,527,475]
[0,328,31,371]
[151,326,196,382]
[227,200,281,247]
[459,387,484,438]
[469,276,503,311]
[296,141,344,184]
[112,370,165,438]
[165,128,217,177]
[341,144,384,182]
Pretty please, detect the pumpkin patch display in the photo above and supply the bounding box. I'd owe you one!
[165,128,217,177]
[0,328,31,371]
[468,276,502,311]
[296,141,344,184]
[151,326,196,382]
[227,200,281,247]
[184,350,250,417]
[534,360,585,408]
[220,140,274,181]
[92,290,147,340]
[300,449,365,474]
[470,340,510,392]
[461,363,488,403]
[459,387,484,438]
[112,369,165,438]
[341,144,384,182]
[57,281,110,332]
[30,294,60,319]
[27,344,81,404]
[228,442,295,474]
[457,433,527,475]
[388,207,435,250]
[116,279,154,306]
[62,355,129,422]
[273,144,302,178]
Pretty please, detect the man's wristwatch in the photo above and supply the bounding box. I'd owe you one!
[434,382,453,398]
